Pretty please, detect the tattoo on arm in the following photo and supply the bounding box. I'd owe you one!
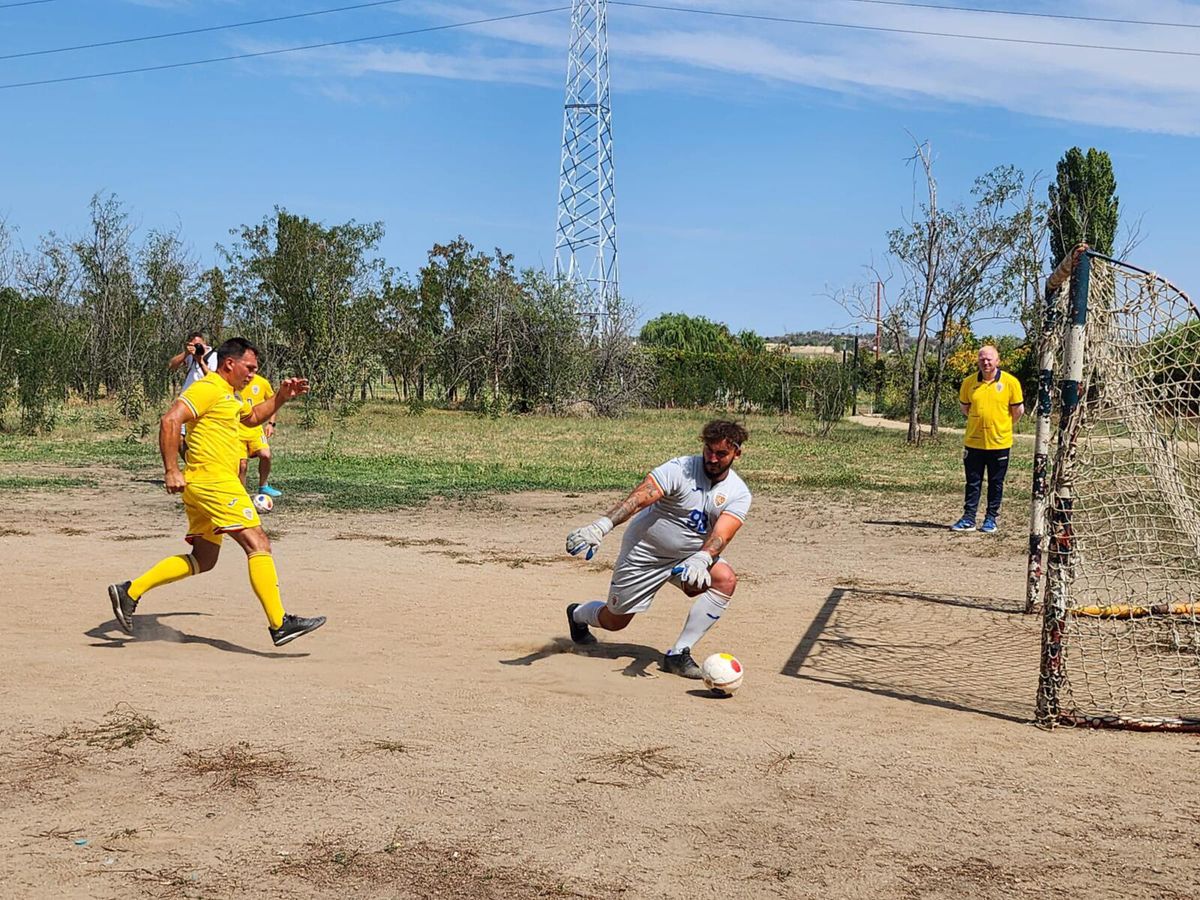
[702,534,728,557]
[605,476,663,527]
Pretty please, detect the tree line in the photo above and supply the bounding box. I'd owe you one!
[0,197,850,433]
[0,144,1126,436]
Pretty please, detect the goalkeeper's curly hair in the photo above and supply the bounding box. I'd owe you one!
[701,420,748,449]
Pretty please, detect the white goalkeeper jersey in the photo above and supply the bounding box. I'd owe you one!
[622,455,752,559]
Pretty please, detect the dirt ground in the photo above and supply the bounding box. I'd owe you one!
[2,466,1198,900]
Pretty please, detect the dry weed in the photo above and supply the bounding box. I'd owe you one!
[274,830,616,897]
[0,737,86,792]
[362,739,411,754]
[50,703,166,751]
[585,745,688,781]
[758,746,805,776]
[177,741,306,794]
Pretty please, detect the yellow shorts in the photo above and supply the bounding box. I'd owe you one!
[241,434,268,458]
[183,479,261,546]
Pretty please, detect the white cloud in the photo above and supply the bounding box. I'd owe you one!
[244,0,1200,134]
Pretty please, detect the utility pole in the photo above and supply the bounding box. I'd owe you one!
[554,0,618,322]
[875,280,883,360]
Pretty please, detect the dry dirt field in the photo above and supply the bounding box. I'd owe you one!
[2,466,1198,899]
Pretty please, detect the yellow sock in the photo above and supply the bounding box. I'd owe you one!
[128,554,197,601]
[247,551,285,629]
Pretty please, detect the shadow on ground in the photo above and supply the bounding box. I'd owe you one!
[501,637,663,678]
[781,586,1039,724]
[86,612,308,659]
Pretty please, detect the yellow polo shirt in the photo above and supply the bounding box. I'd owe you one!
[960,370,1023,450]
[237,374,275,442]
[179,373,252,483]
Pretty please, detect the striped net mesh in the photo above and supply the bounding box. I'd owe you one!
[1038,255,1200,729]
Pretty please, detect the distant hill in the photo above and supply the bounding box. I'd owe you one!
[766,330,843,346]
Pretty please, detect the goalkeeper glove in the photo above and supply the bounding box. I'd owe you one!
[672,550,713,590]
[566,517,613,560]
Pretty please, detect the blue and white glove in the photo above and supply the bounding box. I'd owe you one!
[566,516,613,560]
[672,550,713,590]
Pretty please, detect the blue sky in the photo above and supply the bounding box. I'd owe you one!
[1,0,1198,336]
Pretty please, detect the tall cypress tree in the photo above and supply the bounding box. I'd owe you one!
[1048,147,1119,261]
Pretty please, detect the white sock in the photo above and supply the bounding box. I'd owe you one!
[572,600,605,628]
[669,590,730,655]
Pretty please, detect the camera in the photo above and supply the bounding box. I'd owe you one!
[193,343,207,360]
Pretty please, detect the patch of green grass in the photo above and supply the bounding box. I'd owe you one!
[0,474,97,490]
[0,402,1031,509]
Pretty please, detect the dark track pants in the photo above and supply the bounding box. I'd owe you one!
[963,446,1010,520]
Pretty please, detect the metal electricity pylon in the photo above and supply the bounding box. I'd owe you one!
[554,0,618,319]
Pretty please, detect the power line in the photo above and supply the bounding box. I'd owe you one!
[610,1,1200,58]
[0,0,415,62]
[834,0,1200,31]
[0,7,570,90]
[0,0,58,8]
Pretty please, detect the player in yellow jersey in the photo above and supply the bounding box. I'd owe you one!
[237,373,281,498]
[107,337,326,647]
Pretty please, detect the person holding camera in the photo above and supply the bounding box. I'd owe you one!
[168,331,219,392]
[168,332,220,452]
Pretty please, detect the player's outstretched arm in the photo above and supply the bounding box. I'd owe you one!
[241,378,310,427]
[674,513,744,590]
[604,474,664,527]
[159,400,195,494]
[565,474,664,560]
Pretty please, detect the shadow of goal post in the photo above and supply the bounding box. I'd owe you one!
[1028,245,1200,731]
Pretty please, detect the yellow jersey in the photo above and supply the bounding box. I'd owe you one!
[960,370,1024,450]
[179,372,253,484]
[237,374,275,441]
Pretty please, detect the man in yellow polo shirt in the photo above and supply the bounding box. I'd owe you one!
[238,372,281,499]
[106,337,326,647]
[951,344,1024,534]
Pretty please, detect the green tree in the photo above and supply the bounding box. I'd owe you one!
[223,209,387,416]
[639,312,736,353]
[1048,147,1119,261]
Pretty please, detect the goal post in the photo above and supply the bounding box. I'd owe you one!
[1029,246,1200,730]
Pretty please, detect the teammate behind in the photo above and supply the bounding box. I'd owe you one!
[238,372,282,499]
[107,337,325,647]
[564,420,751,678]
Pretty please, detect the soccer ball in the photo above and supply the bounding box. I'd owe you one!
[701,652,743,696]
[252,493,273,514]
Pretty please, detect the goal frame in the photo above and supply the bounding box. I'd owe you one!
[1028,245,1200,731]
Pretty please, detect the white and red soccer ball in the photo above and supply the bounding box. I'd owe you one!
[252,493,274,514]
[701,652,743,696]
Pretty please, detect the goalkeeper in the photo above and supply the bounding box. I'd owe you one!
[563,420,752,679]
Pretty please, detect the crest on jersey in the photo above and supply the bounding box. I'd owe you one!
[243,507,255,520]
[251,384,260,395]
[715,493,727,507]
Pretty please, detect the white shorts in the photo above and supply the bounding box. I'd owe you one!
[605,537,728,615]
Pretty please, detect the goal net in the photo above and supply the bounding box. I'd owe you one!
[1030,246,1200,730]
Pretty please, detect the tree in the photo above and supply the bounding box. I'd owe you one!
[223,209,387,415]
[1048,147,1118,262]
[639,312,736,353]
[889,143,1033,441]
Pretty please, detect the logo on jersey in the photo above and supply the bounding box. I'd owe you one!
[251,384,260,395]
[242,506,255,520]
[714,493,727,507]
